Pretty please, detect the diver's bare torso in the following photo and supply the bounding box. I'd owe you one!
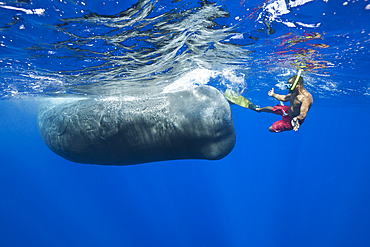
[288,89,313,119]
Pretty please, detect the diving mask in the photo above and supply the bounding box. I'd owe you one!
[287,69,302,91]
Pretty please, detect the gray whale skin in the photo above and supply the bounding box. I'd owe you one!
[37,85,236,165]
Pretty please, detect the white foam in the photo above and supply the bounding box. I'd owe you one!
[296,22,321,28]
[280,21,296,28]
[0,3,45,16]
[162,67,247,94]
[230,33,244,40]
[162,69,219,93]
[221,68,245,87]
[288,0,314,8]
[262,0,314,22]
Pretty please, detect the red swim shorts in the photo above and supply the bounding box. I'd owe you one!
[271,105,304,132]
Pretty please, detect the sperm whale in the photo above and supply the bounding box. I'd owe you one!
[37,85,236,165]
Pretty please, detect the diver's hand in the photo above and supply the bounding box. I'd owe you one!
[268,88,275,97]
[291,117,300,131]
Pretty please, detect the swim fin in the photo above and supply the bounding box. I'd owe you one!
[224,89,257,110]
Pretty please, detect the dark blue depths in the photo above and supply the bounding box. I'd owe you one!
[1,100,370,247]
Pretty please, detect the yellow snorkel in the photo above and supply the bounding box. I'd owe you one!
[290,69,302,91]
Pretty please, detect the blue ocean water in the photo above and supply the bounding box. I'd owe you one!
[1,0,370,246]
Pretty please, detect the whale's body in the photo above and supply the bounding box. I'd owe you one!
[37,86,235,165]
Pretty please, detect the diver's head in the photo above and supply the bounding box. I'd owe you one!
[287,70,303,92]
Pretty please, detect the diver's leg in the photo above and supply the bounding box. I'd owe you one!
[255,106,274,113]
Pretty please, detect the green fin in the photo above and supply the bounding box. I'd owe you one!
[224,89,252,109]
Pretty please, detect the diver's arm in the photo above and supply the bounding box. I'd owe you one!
[268,88,291,102]
[292,97,312,131]
[291,99,310,131]
[295,98,311,121]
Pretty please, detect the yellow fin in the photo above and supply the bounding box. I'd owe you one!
[224,89,251,108]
